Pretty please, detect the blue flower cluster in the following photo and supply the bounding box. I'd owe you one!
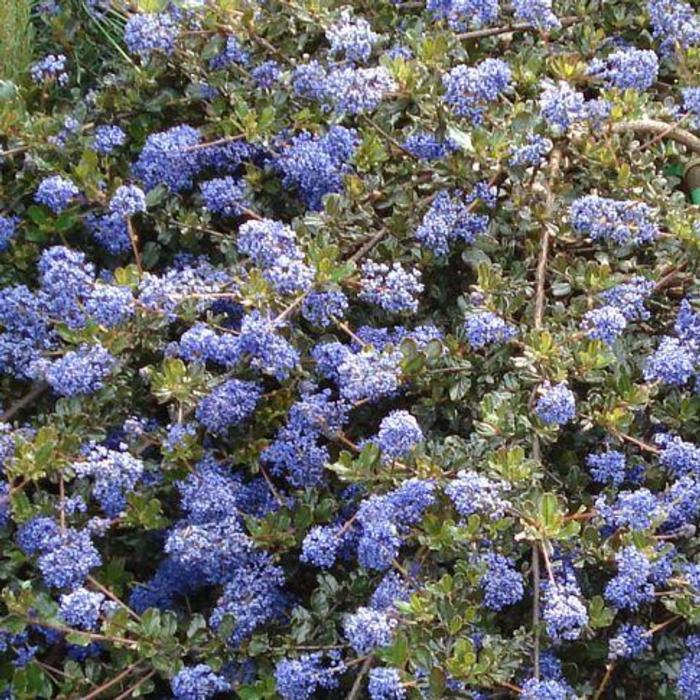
[326,8,381,63]
[446,470,511,519]
[343,606,397,653]
[586,449,627,486]
[93,125,126,155]
[512,0,560,30]
[647,0,700,53]
[170,664,230,700]
[274,126,359,211]
[30,54,68,85]
[375,410,423,462]
[360,261,423,314]
[428,0,500,30]
[480,552,524,610]
[542,561,589,641]
[443,59,512,123]
[509,134,553,167]
[195,379,263,435]
[570,195,658,247]
[199,176,247,217]
[539,81,610,131]
[587,48,659,91]
[581,305,627,345]
[604,545,655,610]
[124,12,179,59]
[108,184,146,217]
[59,587,105,630]
[465,310,517,348]
[73,444,144,517]
[34,175,79,213]
[368,667,406,700]
[608,623,651,660]
[535,382,576,426]
[274,652,344,700]
[415,189,492,256]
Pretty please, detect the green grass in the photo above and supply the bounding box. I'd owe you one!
[0,0,33,83]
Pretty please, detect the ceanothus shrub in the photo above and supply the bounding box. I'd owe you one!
[0,0,699,697]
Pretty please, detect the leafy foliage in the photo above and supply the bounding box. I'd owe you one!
[0,0,700,698]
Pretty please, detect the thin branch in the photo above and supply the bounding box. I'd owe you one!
[457,15,579,40]
[87,576,142,622]
[613,430,661,455]
[127,218,143,274]
[82,663,142,700]
[0,382,49,422]
[346,656,373,700]
[592,662,615,700]
[612,120,700,155]
[182,134,245,153]
[113,670,156,700]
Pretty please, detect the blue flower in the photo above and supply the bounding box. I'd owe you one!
[171,664,230,700]
[34,175,79,213]
[124,12,179,59]
[195,379,262,435]
[480,552,524,610]
[443,59,512,123]
[581,305,627,344]
[465,310,517,348]
[588,48,659,91]
[535,382,576,426]
[375,410,423,462]
[368,667,406,700]
[108,184,146,217]
[343,606,397,653]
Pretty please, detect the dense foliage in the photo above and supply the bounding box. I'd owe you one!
[1,0,700,697]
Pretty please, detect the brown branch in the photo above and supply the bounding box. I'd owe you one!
[127,218,143,274]
[113,670,156,700]
[346,656,373,700]
[612,120,700,155]
[0,382,49,423]
[82,663,142,700]
[593,662,615,700]
[457,15,579,40]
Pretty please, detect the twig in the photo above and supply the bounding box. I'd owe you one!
[113,670,156,700]
[360,114,417,159]
[87,576,142,622]
[0,382,49,422]
[612,120,700,155]
[127,218,143,274]
[346,655,373,700]
[258,463,285,506]
[82,663,142,700]
[530,148,562,680]
[613,430,661,455]
[182,134,245,153]
[457,15,579,40]
[592,662,615,700]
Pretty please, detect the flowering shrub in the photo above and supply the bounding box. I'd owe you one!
[0,0,700,698]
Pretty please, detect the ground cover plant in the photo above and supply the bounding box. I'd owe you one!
[1,0,700,697]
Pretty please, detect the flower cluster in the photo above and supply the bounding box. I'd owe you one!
[443,59,512,123]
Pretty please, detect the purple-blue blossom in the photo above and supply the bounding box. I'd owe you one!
[368,668,406,700]
[93,125,126,155]
[43,344,116,397]
[570,195,658,247]
[195,379,262,435]
[375,410,423,462]
[171,664,230,700]
[124,12,179,59]
[200,176,248,217]
[443,59,512,123]
[465,310,517,348]
[480,552,524,610]
[535,382,576,425]
[59,587,105,630]
[108,185,146,217]
[343,606,397,653]
[360,261,423,313]
[588,48,659,91]
[30,54,68,85]
[34,175,79,213]
[326,8,381,63]
[512,0,560,29]
[581,305,627,344]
